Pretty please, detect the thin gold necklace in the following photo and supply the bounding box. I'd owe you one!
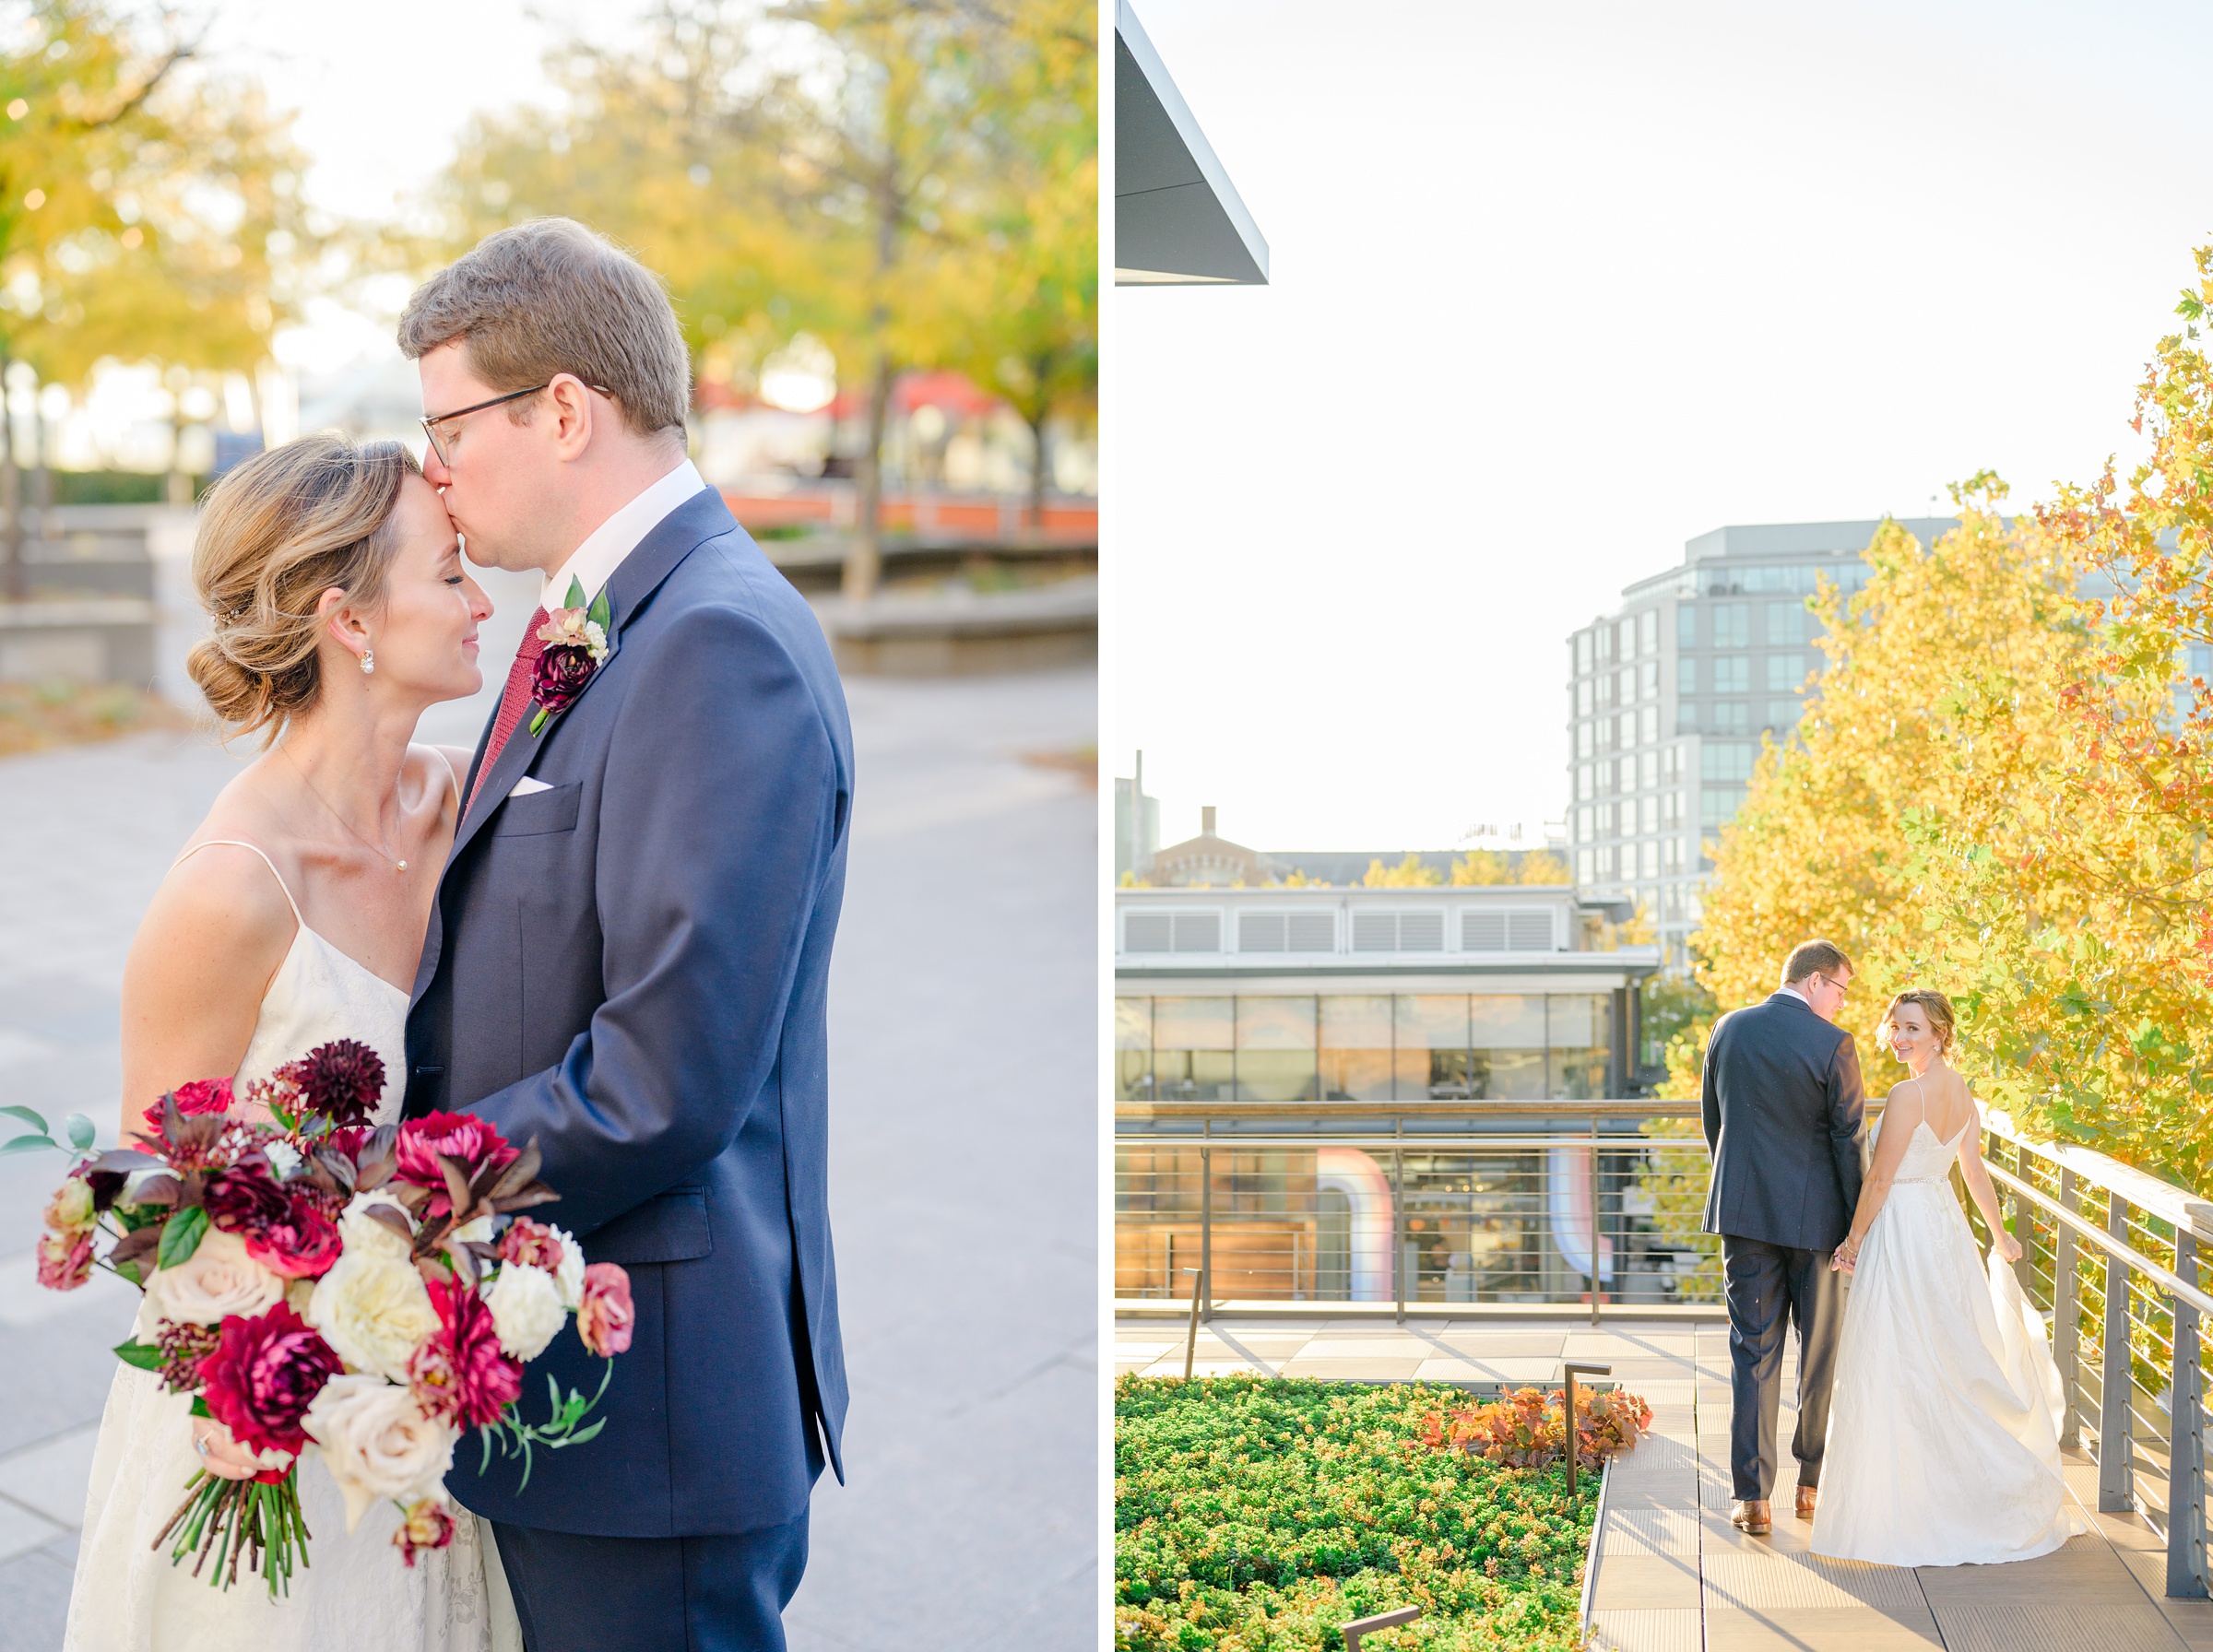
[282,747,410,874]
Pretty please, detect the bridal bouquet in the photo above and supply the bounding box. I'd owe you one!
[13,1042,633,1595]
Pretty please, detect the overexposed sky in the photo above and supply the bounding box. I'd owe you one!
[1112,0,2213,853]
[182,1,653,372]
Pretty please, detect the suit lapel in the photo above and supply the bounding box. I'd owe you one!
[438,487,732,873]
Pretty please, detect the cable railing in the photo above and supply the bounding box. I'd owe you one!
[1113,1099,2213,1599]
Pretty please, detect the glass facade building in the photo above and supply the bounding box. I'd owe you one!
[1565,518,1957,971]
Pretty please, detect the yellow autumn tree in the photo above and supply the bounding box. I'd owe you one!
[1886,247,2213,1189]
[1362,853,1441,887]
[1663,487,2097,1099]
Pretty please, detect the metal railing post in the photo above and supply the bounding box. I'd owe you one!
[2102,1189,2135,1513]
[1199,1128,1213,1328]
[2169,1231,2207,1598]
[1589,1118,1601,1329]
[2056,1167,2080,1448]
[2011,1141,2032,1294]
[1391,1134,1405,1326]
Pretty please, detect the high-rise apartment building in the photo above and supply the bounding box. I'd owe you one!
[1565,518,1955,969]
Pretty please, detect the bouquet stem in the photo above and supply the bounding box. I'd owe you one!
[153,1469,311,1596]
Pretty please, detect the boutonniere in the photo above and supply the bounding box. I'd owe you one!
[528,577,611,734]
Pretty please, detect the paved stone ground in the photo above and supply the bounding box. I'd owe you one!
[1114,1316,2213,1651]
[0,599,1095,1649]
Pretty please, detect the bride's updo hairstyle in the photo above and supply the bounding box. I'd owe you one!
[186,434,421,742]
[1878,988,1957,1056]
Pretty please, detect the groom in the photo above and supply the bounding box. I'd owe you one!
[400,218,851,1649]
[1701,939,1864,1536]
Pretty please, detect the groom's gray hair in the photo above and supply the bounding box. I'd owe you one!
[1781,939,1852,985]
[398,218,690,441]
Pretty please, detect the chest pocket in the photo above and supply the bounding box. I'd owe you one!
[494,783,581,837]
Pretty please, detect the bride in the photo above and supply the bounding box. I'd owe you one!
[1811,988,2083,1566]
[65,435,520,1649]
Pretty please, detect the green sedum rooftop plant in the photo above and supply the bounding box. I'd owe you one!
[1116,1376,1644,1652]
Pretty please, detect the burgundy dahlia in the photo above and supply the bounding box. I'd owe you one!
[195,1301,343,1459]
[496,1217,564,1274]
[244,1195,343,1280]
[396,1113,519,1217]
[411,1277,522,1430]
[278,1040,386,1128]
[529,643,597,719]
[576,1263,634,1358]
[203,1162,290,1233]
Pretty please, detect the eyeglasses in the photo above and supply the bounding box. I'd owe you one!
[1813,973,1852,998]
[420,379,611,466]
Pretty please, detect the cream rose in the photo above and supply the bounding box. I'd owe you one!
[547,1222,585,1310]
[302,1375,457,1531]
[485,1259,565,1362]
[142,1227,285,1328]
[306,1247,440,1382]
[337,1191,416,1263]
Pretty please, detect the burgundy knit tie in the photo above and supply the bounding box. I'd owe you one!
[467,607,548,814]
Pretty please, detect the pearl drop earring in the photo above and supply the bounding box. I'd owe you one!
[361,648,375,676]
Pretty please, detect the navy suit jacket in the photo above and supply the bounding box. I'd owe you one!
[405,488,851,1538]
[1700,992,1866,1254]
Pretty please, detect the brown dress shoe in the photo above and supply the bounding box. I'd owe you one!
[1796,1485,1817,1519]
[1729,1498,1771,1534]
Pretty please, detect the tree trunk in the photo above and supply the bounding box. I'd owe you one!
[844,351,894,603]
[0,351,18,603]
[1026,407,1049,535]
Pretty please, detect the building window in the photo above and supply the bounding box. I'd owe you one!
[1397,994,1471,1099]
[1577,679,1592,715]
[1768,601,1808,644]
[1236,996,1319,1102]
[1150,997,1235,1103]
[1639,749,1659,789]
[1712,701,1750,733]
[1701,785,1744,826]
[1618,666,1636,703]
[1640,659,1658,698]
[1640,840,1659,878]
[1577,847,1594,883]
[1662,746,1682,782]
[1577,764,1593,801]
[1617,617,1635,659]
[1577,722,1593,759]
[1116,997,1152,1101]
[1471,994,1547,1100]
[1766,653,1805,691]
[1575,805,1593,842]
[1676,702,1698,736]
[1678,605,1696,649]
[1705,740,1757,782]
[1617,711,1636,749]
[1713,656,1750,693]
[1639,705,1658,745]
[1320,995,1392,1101]
[1661,791,1682,829]
[1767,699,1802,730]
[1577,631,1593,674]
[1663,837,1684,874]
[1677,656,1697,696]
[1548,995,1608,1100]
[1712,603,1750,648]
[1639,609,1658,655]
[1639,796,1659,833]
[1597,624,1614,663]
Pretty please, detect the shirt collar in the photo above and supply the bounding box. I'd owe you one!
[540,458,705,614]
[1776,983,1813,1009]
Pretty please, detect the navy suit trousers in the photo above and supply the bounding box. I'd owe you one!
[1722,1233,1844,1501]
[492,1514,810,1652]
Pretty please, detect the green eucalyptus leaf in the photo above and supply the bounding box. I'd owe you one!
[0,1104,49,1129]
[65,1114,95,1152]
[0,1134,56,1156]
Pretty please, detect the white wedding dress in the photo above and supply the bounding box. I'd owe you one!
[65,842,523,1652]
[1812,1112,2085,1566]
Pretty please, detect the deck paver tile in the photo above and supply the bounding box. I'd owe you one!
[1604,1480,1703,1512]
[1601,1509,1701,1558]
[1275,1359,1425,1380]
[1927,1603,2185,1652]
[1702,1550,1925,1611]
[1703,1607,1943,1650]
[1912,1543,2146,1605]
[1587,1608,1701,1652]
[1591,1552,1701,1610]
[1698,1515,1816,1555]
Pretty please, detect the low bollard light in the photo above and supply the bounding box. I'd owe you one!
[1182,1266,1203,1380]
[1562,1363,1611,1499]
[1340,1603,1420,1652]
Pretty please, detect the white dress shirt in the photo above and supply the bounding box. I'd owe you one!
[1777,982,1814,1009]
[540,458,706,614]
